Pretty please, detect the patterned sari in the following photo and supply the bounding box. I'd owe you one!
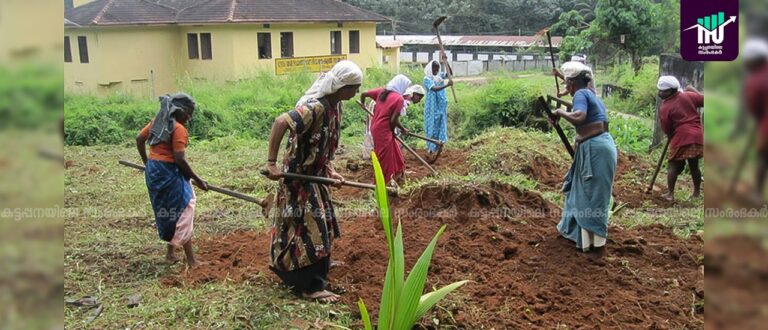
[269,98,342,294]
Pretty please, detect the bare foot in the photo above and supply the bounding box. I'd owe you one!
[691,192,702,199]
[662,193,675,202]
[302,290,340,304]
[165,254,179,264]
[587,246,607,265]
[186,259,200,269]
[330,261,345,269]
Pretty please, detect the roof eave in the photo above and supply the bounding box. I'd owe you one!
[64,19,388,28]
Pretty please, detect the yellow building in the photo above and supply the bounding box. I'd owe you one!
[376,38,402,73]
[64,0,389,98]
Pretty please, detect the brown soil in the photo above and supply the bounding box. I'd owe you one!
[518,150,690,209]
[705,235,768,329]
[332,149,469,201]
[163,181,703,329]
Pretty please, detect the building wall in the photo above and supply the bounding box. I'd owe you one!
[379,47,400,73]
[228,22,380,76]
[2,0,63,65]
[64,27,182,98]
[179,26,237,82]
[65,22,382,98]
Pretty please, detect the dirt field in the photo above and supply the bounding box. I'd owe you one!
[160,144,704,329]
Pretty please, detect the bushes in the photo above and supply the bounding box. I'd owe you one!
[0,64,63,130]
[602,57,659,118]
[455,78,545,140]
[64,67,415,146]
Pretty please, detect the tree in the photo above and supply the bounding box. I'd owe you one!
[592,0,662,74]
[550,10,589,37]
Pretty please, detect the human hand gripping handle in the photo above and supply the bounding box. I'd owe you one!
[328,170,345,188]
[547,108,562,126]
[193,178,209,191]
[264,162,282,181]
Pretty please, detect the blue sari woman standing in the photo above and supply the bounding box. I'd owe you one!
[423,60,453,155]
[136,93,208,268]
[548,65,617,259]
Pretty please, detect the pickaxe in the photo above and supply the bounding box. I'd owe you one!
[259,169,398,196]
[646,139,670,194]
[119,160,273,218]
[432,15,458,103]
[355,100,438,174]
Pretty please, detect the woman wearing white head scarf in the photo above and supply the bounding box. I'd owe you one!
[360,76,426,161]
[423,60,453,154]
[549,67,616,259]
[264,60,362,303]
[553,60,597,97]
[656,75,704,201]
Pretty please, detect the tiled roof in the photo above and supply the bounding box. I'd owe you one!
[66,0,390,27]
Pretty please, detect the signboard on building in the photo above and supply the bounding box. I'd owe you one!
[275,55,348,75]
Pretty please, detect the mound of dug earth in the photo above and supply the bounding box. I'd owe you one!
[163,182,703,328]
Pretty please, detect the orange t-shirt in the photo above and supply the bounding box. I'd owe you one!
[138,120,188,163]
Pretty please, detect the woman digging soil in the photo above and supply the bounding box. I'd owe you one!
[263,60,363,303]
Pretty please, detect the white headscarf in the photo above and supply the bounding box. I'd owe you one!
[296,60,363,106]
[424,60,444,83]
[657,76,681,91]
[386,74,412,95]
[743,38,768,61]
[570,55,587,63]
[560,61,591,79]
[404,84,426,97]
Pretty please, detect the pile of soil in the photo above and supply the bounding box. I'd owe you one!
[333,149,469,201]
[164,182,704,328]
[705,235,768,329]
[517,150,690,209]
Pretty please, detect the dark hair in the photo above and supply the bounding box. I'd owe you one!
[379,89,394,102]
[568,71,592,89]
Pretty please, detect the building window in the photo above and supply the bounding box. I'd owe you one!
[280,32,294,58]
[349,30,360,54]
[64,36,72,63]
[187,33,199,59]
[330,31,342,55]
[258,32,272,59]
[200,33,212,60]
[77,36,89,63]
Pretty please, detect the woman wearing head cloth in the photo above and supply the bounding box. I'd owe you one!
[548,63,617,260]
[136,93,208,268]
[553,58,597,97]
[657,75,704,201]
[423,60,453,155]
[359,75,425,179]
[264,60,362,303]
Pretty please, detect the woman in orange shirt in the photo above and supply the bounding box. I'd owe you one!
[136,93,208,268]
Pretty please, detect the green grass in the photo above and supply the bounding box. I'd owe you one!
[63,70,703,328]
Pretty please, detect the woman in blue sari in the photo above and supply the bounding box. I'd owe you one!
[549,65,617,259]
[423,60,453,155]
[136,93,208,268]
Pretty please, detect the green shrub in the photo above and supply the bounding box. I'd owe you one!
[456,78,545,140]
[602,57,659,117]
[0,64,63,130]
